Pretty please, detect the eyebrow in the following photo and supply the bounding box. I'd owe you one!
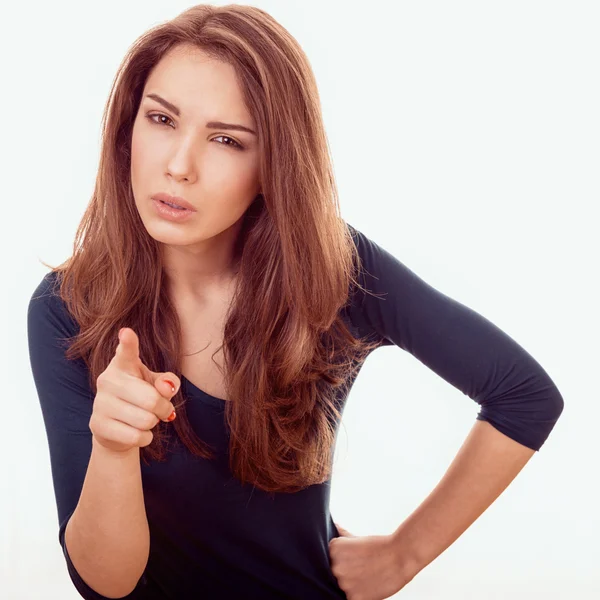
[144,93,257,136]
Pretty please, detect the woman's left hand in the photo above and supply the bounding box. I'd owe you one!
[329,523,416,600]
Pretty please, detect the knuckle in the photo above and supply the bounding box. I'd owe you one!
[144,412,158,429]
[141,431,153,447]
[89,413,97,430]
[151,389,164,412]
[130,429,144,446]
[96,372,107,388]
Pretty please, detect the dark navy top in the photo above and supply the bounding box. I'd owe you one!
[27,223,564,599]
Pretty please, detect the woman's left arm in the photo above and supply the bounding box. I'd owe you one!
[393,419,536,581]
[329,420,538,597]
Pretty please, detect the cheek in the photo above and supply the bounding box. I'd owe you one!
[130,131,153,181]
[204,156,259,201]
[201,162,259,227]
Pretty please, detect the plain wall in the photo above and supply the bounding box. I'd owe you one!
[4,1,598,598]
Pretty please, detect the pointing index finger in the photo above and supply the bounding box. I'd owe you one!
[113,327,142,376]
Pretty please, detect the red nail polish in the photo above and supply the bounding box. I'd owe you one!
[164,379,176,394]
[167,410,177,422]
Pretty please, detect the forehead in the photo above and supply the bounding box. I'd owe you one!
[144,46,250,121]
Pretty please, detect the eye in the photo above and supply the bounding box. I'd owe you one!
[146,113,175,128]
[212,135,244,150]
[146,113,244,150]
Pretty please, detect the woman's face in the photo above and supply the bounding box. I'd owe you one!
[130,45,261,252]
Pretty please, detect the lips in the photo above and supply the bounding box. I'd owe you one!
[151,192,197,212]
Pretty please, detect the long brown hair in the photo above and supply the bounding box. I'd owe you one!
[41,3,381,494]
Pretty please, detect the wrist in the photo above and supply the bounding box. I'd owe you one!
[389,528,424,583]
[92,436,140,460]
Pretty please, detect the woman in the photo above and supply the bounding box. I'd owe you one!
[27,4,564,599]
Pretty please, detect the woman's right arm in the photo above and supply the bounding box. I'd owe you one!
[64,440,149,599]
[27,275,174,600]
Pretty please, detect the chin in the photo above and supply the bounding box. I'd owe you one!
[149,224,199,242]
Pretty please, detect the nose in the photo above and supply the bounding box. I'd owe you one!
[165,139,198,184]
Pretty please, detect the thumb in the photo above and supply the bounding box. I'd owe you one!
[137,358,181,399]
[335,523,355,537]
[144,366,181,399]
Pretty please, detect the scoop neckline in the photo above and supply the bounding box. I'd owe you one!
[181,374,229,408]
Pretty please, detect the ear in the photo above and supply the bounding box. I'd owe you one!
[335,522,354,537]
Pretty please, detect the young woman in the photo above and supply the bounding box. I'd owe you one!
[27,4,564,599]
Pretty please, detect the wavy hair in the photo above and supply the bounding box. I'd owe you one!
[41,3,381,494]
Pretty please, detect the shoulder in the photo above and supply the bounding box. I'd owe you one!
[344,221,406,300]
[27,270,79,341]
[341,222,393,346]
[344,221,396,278]
[30,270,61,301]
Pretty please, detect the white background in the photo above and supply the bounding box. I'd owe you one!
[3,1,598,598]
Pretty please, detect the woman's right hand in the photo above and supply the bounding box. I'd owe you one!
[90,327,180,454]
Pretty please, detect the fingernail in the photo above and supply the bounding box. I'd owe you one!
[118,328,124,341]
[164,379,176,394]
[166,410,176,422]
